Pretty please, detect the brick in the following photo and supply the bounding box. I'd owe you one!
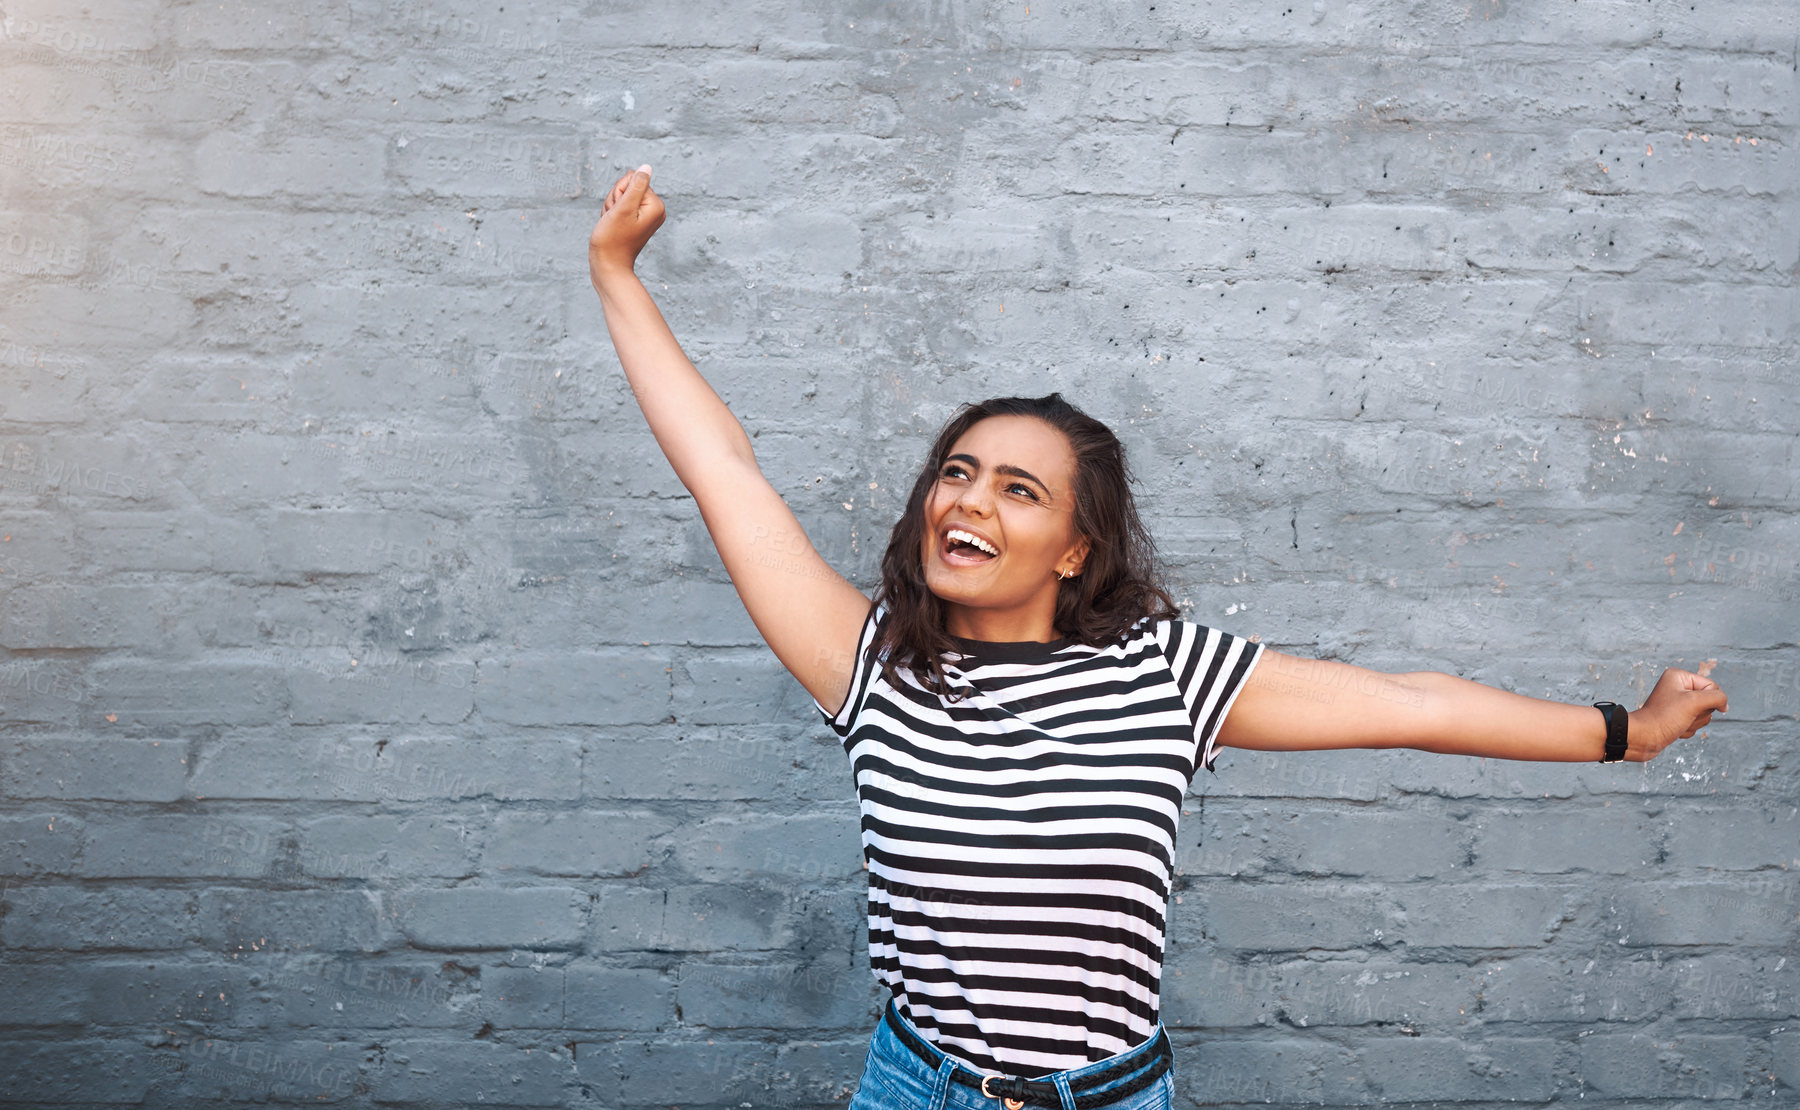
[563,966,676,1030]
[476,650,671,726]
[672,650,811,725]
[0,958,87,1024]
[1472,805,1660,874]
[0,1040,166,1102]
[73,960,237,1026]
[1169,1036,1364,1105]
[2,272,194,349]
[199,889,386,953]
[1,583,179,647]
[286,658,477,724]
[0,1,159,50]
[580,1038,779,1106]
[1181,801,1469,878]
[263,508,455,576]
[242,954,471,1030]
[298,813,474,879]
[591,884,797,953]
[0,886,196,950]
[195,131,386,198]
[1668,953,1800,1020]
[79,814,287,879]
[770,1038,869,1105]
[192,735,580,801]
[484,810,676,877]
[1360,1035,1556,1102]
[1576,1031,1752,1100]
[81,660,285,727]
[587,727,847,801]
[1608,878,1800,946]
[280,284,562,361]
[1478,955,1676,1023]
[1662,804,1800,870]
[480,964,564,1027]
[1193,881,1389,951]
[391,128,585,200]
[1393,883,1572,949]
[392,886,585,950]
[170,0,350,49]
[1164,955,1481,1029]
[671,811,863,883]
[1774,1032,1800,1091]
[170,1038,363,1101]
[677,961,879,1030]
[368,1039,572,1105]
[0,657,88,724]
[72,508,242,573]
[1197,747,1388,801]
[0,811,79,875]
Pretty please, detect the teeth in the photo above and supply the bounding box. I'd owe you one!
[946,528,998,556]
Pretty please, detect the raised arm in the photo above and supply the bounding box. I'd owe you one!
[1217,648,1728,763]
[589,166,871,715]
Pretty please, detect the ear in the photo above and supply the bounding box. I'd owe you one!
[1063,534,1092,577]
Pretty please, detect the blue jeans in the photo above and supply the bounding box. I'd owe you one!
[848,999,1175,1110]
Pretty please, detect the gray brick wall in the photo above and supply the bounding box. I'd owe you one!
[0,0,1795,1105]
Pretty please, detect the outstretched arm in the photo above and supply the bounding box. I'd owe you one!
[590,166,871,715]
[1217,649,1727,763]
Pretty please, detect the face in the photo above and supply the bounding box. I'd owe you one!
[918,414,1091,627]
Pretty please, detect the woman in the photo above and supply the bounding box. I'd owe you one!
[588,166,1729,1110]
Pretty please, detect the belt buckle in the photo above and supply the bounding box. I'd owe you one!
[980,1074,1026,1110]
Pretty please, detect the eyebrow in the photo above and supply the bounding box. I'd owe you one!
[944,453,1052,497]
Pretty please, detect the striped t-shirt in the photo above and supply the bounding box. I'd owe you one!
[813,601,1264,1078]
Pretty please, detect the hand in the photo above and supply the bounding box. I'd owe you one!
[1625,667,1728,761]
[589,164,665,286]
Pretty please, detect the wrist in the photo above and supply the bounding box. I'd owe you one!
[1593,701,1630,763]
[590,259,641,291]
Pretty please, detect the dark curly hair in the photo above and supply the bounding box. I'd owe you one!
[869,393,1179,698]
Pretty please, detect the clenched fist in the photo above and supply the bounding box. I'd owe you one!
[1625,667,1728,761]
[589,164,665,286]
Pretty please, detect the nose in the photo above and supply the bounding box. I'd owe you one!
[955,480,992,516]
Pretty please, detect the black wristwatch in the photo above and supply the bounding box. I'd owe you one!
[1593,701,1628,763]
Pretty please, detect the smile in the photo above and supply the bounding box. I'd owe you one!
[941,526,1000,564]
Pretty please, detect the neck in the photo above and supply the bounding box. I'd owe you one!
[942,599,1062,643]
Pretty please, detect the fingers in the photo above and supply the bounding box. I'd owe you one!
[603,165,655,216]
[604,173,632,213]
[623,163,653,200]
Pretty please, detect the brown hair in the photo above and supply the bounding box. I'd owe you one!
[869,393,1179,698]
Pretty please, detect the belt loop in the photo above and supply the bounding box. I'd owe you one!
[929,1053,958,1110]
[1052,1072,1078,1110]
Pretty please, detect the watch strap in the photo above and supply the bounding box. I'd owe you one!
[1593,701,1628,763]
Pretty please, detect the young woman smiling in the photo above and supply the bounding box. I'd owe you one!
[589,166,1729,1110]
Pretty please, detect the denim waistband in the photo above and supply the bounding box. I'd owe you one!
[861,998,1173,1110]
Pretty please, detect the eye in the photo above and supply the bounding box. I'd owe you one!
[1007,482,1041,501]
[940,463,968,480]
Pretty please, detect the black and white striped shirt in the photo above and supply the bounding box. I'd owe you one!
[814,602,1264,1078]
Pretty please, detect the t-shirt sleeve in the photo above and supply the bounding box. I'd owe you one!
[1155,618,1265,776]
[813,600,887,737]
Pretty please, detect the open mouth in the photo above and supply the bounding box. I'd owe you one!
[941,527,999,564]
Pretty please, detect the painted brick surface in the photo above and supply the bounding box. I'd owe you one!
[0,0,1794,1107]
